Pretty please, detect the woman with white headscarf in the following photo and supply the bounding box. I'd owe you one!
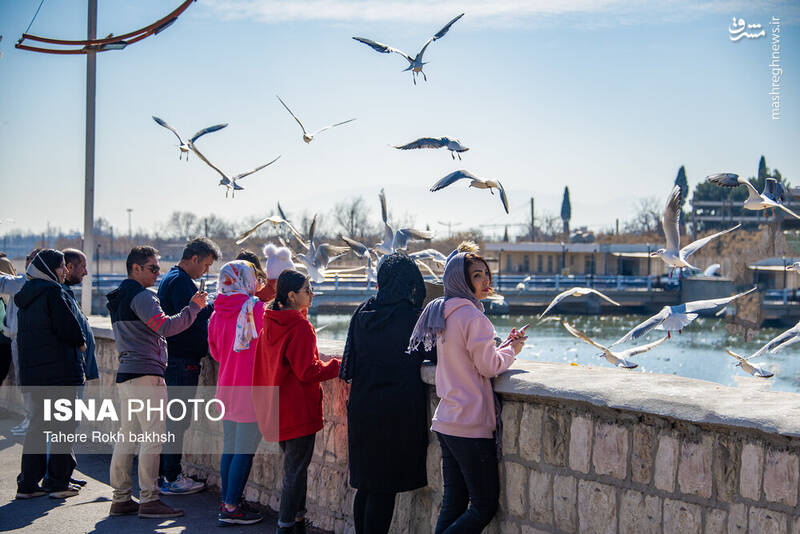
[208,260,266,526]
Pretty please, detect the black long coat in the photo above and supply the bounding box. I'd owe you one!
[342,297,436,493]
[15,278,85,386]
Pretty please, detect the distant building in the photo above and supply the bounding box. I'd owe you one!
[484,242,660,276]
[748,256,799,290]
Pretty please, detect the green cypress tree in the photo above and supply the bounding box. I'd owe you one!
[560,186,571,235]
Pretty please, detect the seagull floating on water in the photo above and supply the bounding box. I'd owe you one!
[725,350,774,378]
[611,287,758,345]
[190,143,280,198]
[394,137,469,159]
[152,116,227,160]
[651,185,740,279]
[707,173,800,219]
[562,321,667,369]
[430,170,509,214]
[353,13,464,85]
[539,288,621,319]
[277,95,355,144]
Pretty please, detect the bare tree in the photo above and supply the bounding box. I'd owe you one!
[202,214,236,238]
[624,197,662,234]
[165,211,199,240]
[333,196,371,238]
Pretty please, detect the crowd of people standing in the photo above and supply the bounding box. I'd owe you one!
[1,238,526,533]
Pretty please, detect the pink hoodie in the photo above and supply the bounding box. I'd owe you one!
[431,298,516,439]
[208,293,265,422]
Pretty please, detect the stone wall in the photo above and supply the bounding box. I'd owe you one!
[2,320,799,533]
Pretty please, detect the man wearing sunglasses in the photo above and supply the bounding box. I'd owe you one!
[105,246,208,519]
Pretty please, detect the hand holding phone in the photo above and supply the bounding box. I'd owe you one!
[499,323,529,348]
[199,278,206,292]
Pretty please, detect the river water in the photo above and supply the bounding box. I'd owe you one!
[311,313,800,395]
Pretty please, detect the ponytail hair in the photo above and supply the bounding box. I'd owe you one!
[270,269,309,310]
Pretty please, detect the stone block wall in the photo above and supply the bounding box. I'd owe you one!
[2,321,798,533]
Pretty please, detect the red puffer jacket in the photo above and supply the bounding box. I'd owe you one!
[252,308,340,442]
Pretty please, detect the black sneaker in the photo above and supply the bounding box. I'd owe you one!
[15,486,47,499]
[218,505,263,525]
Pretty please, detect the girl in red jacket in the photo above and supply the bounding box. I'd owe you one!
[252,269,340,533]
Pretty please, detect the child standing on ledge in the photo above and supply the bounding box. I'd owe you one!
[252,269,340,534]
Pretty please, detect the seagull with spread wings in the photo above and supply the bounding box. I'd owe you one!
[651,185,740,279]
[293,215,350,283]
[539,288,621,319]
[725,350,774,378]
[394,137,469,159]
[611,288,757,345]
[430,170,509,214]
[235,215,306,246]
[562,321,667,369]
[190,143,280,198]
[353,13,464,85]
[276,95,355,144]
[375,189,434,254]
[707,173,800,219]
[152,116,227,160]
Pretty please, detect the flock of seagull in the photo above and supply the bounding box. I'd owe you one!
[150,13,798,381]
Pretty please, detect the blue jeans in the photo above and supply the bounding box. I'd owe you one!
[220,421,262,506]
[160,358,201,482]
[435,432,499,534]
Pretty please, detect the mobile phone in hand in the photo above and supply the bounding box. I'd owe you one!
[499,323,530,348]
[199,278,206,293]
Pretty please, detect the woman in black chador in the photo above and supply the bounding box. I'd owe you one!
[340,252,436,534]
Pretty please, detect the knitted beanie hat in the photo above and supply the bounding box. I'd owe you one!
[263,243,295,280]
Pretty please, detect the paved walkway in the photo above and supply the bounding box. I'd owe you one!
[0,414,286,533]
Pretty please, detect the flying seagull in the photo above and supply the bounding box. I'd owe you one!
[375,189,434,254]
[430,170,509,214]
[748,319,800,359]
[611,287,758,345]
[707,173,800,219]
[190,143,280,198]
[353,13,464,85]
[276,95,355,144]
[539,288,621,319]
[152,116,227,160]
[394,137,469,159]
[235,215,306,245]
[294,215,350,283]
[726,350,774,378]
[651,185,740,279]
[562,321,667,369]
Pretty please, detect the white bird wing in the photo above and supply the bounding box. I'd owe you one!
[314,244,350,269]
[683,287,757,313]
[561,321,610,353]
[276,95,307,135]
[234,155,281,180]
[189,123,228,144]
[726,349,748,364]
[539,289,577,319]
[352,37,413,62]
[663,185,681,251]
[152,116,184,144]
[750,320,800,358]
[430,169,480,191]
[308,214,318,245]
[409,248,448,263]
[707,173,761,201]
[415,259,441,282]
[497,181,509,214]
[584,288,621,306]
[611,307,671,346]
[234,217,274,245]
[339,235,369,258]
[379,188,388,224]
[680,224,741,259]
[310,118,356,137]
[394,138,447,150]
[619,335,668,358]
[777,203,800,219]
[189,142,229,182]
[772,335,800,353]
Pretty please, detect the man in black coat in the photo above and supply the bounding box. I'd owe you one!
[14,249,86,500]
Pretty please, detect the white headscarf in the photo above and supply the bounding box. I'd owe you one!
[217,260,259,351]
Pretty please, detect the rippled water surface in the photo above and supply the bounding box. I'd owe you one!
[311,313,800,394]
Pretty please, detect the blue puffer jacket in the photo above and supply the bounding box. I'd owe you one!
[14,278,86,386]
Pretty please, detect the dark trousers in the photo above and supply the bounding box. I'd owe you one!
[220,421,262,505]
[354,489,396,534]
[17,387,78,492]
[435,432,499,534]
[159,358,201,482]
[0,341,10,385]
[278,433,316,527]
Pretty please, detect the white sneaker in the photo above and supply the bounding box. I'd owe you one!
[159,474,205,495]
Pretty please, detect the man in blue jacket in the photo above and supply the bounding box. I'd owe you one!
[157,237,220,495]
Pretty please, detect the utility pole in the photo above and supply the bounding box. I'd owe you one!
[530,197,535,241]
[127,208,133,240]
[81,0,97,314]
[437,220,460,239]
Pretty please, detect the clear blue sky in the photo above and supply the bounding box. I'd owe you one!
[0,0,798,239]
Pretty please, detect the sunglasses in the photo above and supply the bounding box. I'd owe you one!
[143,264,160,274]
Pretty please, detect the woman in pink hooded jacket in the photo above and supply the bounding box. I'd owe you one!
[409,252,527,533]
[208,260,266,526]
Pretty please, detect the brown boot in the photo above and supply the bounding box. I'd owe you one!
[138,499,184,519]
[109,498,139,516]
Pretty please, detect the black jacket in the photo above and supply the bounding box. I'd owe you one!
[342,297,436,493]
[14,278,86,386]
[157,266,212,362]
